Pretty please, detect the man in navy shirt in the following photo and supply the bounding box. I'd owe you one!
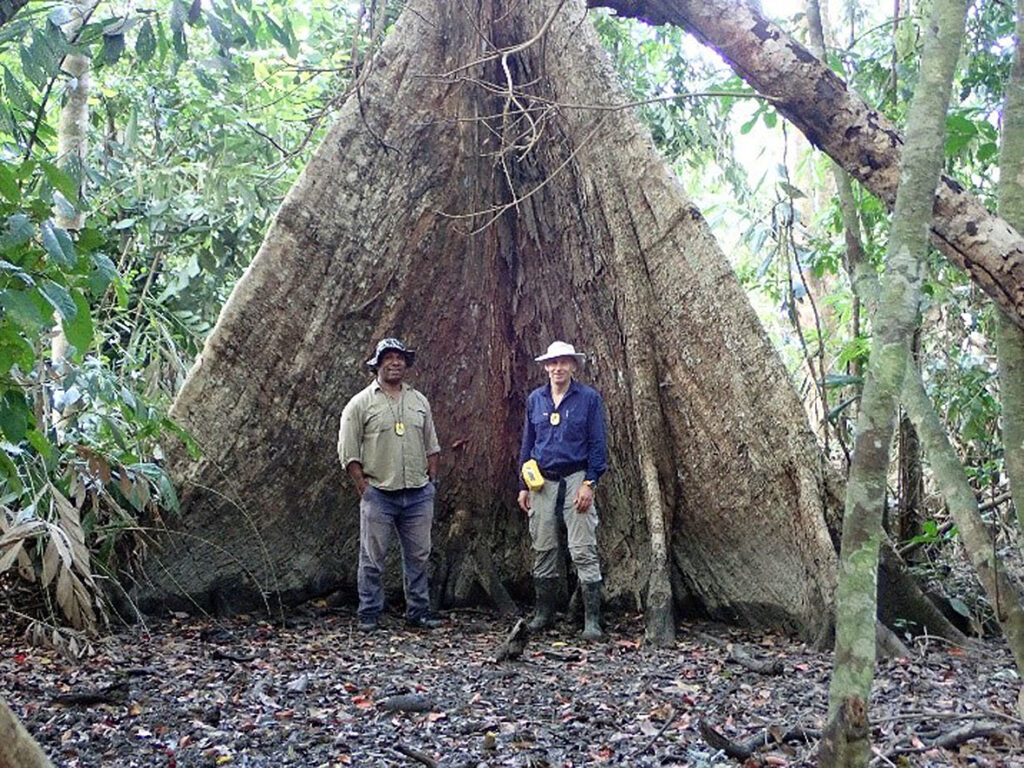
[518,341,608,640]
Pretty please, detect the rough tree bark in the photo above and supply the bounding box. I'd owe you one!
[136,0,842,642]
[1000,0,1024,549]
[0,696,52,768]
[822,0,968,764]
[589,0,1024,330]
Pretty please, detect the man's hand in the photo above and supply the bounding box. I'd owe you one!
[517,490,531,513]
[347,461,368,497]
[574,482,594,513]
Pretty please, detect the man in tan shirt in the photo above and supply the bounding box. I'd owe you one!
[338,338,441,632]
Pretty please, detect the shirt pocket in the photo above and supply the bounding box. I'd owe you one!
[406,405,427,432]
[364,407,389,435]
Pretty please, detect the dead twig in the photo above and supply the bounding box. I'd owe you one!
[393,744,438,767]
[629,707,677,758]
[885,721,1006,757]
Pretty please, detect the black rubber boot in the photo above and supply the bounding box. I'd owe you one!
[527,578,559,632]
[581,580,603,641]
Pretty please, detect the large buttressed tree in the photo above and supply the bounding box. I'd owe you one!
[138,0,840,644]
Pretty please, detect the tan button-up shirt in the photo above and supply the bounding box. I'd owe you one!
[338,381,441,491]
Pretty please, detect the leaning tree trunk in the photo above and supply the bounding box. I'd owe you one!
[590,0,1024,330]
[137,0,842,640]
[822,0,968,763]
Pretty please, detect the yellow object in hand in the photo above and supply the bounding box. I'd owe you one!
[521,459,544,491]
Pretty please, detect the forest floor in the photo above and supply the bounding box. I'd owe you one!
[2,601,1023,767]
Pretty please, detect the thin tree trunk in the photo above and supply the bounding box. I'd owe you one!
[804,0,865,441]
[51,1,93,436]
[999,0,1024,552]
[588,0,1024,330]
[142,0,841,641]
[0,697,53,768]
[901,370,1024,674]
[823,0,1024,699]
[822,0,968,764]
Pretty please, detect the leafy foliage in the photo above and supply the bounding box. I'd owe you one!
[1,0,374,630]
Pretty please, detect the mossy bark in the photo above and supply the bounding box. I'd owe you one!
[999,0,1024,554]
[823,0,969,764]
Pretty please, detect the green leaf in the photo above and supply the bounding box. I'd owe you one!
[20,43,46,89]
[52,190,77,221]
[0,165,20,206]
[0,289,46,331]
[41,221,76,268]
[977,142,997,163]
[88,253,118,296]
[40,162,78,203]
[948,597,970,618]
[3,67,32,116]
[136,19,156,61]
[25,427,53,459]
[62,291,92,356]
[777,181,805,200]
[0,391,30,443]
[0,214,34,248]
[102,32,126,65]
[38,279,76,320]
[0,322,35,374]
[157,470,180,513]
[0,450,22,496]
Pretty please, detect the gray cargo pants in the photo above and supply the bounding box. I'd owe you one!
[527,470,601,584]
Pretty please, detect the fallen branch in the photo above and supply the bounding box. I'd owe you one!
[211,648,258,663]
[393,744,438,767]
[52,681,129,707]
[698,718,821,762]
[727,645,783,675]
[886,721,1006,757]
[698,719,753,760]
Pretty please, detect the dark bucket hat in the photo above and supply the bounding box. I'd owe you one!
[366,337,415,368]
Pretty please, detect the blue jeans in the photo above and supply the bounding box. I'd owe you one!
[358,484,435,621]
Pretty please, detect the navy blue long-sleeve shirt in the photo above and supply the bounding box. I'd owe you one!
[518,379,608,489]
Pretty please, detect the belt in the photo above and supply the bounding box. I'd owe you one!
[541,463,587,481]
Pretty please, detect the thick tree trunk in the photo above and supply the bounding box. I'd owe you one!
[824,0,968,763]
[589,0,1024,330]
[137,0,841,640]
[0,697,53,768]
[1000,0,1024,548]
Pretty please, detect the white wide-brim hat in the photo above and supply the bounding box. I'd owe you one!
[534,340,586,366]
